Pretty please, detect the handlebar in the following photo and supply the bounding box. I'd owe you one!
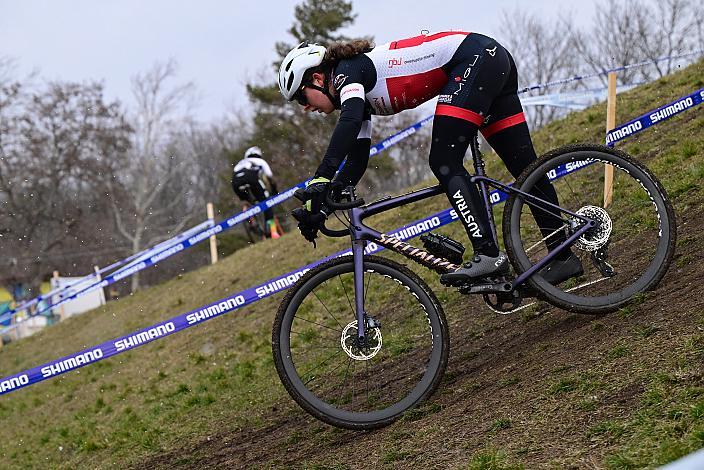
[324,193,365,210]
[293,185,366,238]
[293,187,366,210]
[319,224,350,238]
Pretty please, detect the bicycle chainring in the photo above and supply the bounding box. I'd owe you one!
[482,289,524,315]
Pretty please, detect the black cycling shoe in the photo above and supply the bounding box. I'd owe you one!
[539,253,584,285]
[441,251,510,286]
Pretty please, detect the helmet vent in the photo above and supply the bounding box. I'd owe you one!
[286,74,295,91]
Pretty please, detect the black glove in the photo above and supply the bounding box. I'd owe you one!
[293,177,345,245]
[300,177,331,214]
[292,207,326,245]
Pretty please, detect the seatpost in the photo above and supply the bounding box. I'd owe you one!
[470,135,500,246]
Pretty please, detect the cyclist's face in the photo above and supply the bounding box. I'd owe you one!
[299,73,335,115]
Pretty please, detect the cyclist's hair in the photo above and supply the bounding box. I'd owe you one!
[324,39,374,62]
[301,39,374,85]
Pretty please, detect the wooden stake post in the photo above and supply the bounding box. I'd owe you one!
[604,72,617,208]
[53,270,66,321]
[206,203,218,264]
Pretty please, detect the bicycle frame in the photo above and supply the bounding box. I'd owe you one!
[337,140,596,343]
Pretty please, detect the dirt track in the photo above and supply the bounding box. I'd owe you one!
[139,196,703,468]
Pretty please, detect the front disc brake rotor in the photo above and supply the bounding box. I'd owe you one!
[340,320,382,360]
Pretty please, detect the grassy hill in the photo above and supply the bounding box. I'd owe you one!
[0,59,702,469]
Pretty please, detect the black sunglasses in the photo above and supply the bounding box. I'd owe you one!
[293,86,308,106]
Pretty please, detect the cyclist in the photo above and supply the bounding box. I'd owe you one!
[231,146,280,238]
[278,31,583,285]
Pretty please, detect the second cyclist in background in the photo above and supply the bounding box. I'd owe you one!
[231,146,281,239]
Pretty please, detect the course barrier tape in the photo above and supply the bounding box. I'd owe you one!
[1,116,437,329]
[0,220,215,325]
[0,154,614,396]
[2,85,700,395]
[606,88,703,146]
[517,49,702,94]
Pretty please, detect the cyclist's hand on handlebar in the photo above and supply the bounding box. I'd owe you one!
[293,177,347,245]
[300,177,332,214]
[292,207,325,245]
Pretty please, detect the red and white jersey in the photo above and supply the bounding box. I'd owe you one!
[335,31,470,115]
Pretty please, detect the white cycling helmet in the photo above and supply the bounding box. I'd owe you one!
[278,42,327,101]
[244,146,262,159]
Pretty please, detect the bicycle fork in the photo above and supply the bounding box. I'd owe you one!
[351,239,368,347]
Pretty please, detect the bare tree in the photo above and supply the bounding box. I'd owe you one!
[360,111,433,196]
[570,0,651,85]
[109,60,207,292]
[635,0,700,77]
[0,81,131,300]
[499,9,582,128]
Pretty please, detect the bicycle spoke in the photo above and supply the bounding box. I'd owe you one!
[276,258,448,428]
[338,274,355,317]
[301,349,345,386]
[337,357,354,405]
[506,146,675,313]
[291,316,342,334]
[311,288,344,330]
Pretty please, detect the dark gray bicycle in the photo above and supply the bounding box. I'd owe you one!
[272,141,676,430]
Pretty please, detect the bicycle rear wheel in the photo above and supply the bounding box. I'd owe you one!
[272,255,449,430]
[503,144,676,314]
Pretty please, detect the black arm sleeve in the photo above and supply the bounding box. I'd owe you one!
[335,137,371,187]
[313,55,376,180]
[335,111,372,186]
[314,98,365,179]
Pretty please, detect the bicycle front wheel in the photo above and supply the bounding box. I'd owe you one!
[503,144,676,314]
[272,255,449,430]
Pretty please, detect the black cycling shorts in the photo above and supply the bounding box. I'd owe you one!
[435,33,527,136]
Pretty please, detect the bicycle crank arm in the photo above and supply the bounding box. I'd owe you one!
[483,277,610,315]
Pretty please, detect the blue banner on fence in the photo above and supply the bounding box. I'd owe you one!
[606,88,703,146]
[6,51,701,328]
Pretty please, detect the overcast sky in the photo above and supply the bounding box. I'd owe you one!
[0,0,598,121]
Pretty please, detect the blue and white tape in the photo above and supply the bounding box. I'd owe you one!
[2,120,433,328]
[9,52,700,322]
[606,88,703,146]
[0,220,215,324]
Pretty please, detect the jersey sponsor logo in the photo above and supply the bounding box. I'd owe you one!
[388,54,436,69]
[340,84,365,103]
[438,94,453,104]
[404,53,436,64]
[452,190,482,238]
[453,56,479,95]
[333,73,348,90]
